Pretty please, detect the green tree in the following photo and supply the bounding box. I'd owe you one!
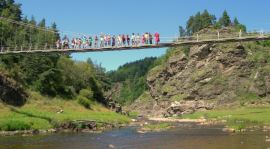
[185,10,216,34]
[34,68,64,96]
[201,10,215,28]
[179,26,186,37]
[186,16,194,35]
[107,57,157,105]
[233,17,240,26]
[219,10,231,27]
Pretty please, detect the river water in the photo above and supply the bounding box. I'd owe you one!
[0,125,269,149]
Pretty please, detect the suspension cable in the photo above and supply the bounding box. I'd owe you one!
[14,24,18,51]
[0,21,3,52]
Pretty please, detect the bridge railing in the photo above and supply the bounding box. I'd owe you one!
[0,32,269,53]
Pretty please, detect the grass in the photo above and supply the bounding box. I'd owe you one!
[128,111,139,119]
[142,123,172,132]
[0,92,130,131]
[170,94,187,101]
[181,106,270,130]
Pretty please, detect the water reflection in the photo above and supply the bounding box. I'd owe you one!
[0,126,269,149]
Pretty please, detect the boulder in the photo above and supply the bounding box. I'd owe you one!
[189,44,211,60]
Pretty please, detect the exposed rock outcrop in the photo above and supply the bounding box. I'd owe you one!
[136,40,270,117]
[0,72,27,106]
[165,100,214,117]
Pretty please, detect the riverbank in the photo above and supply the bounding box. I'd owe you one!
[178,105,270,131]
[0,92,130,136]
[133,105,270,133]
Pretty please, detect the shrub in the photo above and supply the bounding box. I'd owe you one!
[77,96,91,109]
[0,120,31,131]
[79,89,94,99]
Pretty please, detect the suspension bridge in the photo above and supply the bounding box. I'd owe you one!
[0,17,270,55]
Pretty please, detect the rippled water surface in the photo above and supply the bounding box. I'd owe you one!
[0,125,269,149]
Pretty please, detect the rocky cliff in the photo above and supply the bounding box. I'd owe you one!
[130,38,270,117]
[0,71,27,106]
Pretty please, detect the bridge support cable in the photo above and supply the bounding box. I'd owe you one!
[0,21,3,52]
[14,25,18,51]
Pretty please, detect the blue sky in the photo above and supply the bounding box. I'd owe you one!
[16,0,270,71]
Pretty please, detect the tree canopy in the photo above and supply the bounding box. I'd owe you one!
[0,0,109,106]
[179,10,246,36]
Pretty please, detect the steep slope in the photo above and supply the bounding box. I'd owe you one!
[106,57,158,105]
[130,30,270,117]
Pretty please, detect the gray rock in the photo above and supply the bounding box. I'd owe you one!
[189,44,211,60]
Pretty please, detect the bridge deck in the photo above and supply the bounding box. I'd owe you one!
[0,35,269,55]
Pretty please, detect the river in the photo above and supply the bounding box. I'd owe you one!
[0,124,269,149]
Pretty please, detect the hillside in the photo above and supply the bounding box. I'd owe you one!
[129,28,270,117]
[0,0,129,132]
[106,57,158,105]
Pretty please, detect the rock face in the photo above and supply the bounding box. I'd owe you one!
[137,41,270,117]
[0,73,27,106]
[165,100,214,117]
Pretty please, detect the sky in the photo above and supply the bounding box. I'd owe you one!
[16,0,270,71]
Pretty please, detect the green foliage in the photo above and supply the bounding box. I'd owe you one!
[233,17,240,25]
[128,111,139,119]
[257,40,270,47]
[79,89,94,100]
[0,120,31,131]
[108,57,157,82]
[77,95,91,109]
[182,107,270,131]
[77,89,96,109]
[219,10,231,27]
[142,123,172,131]
[179,26,186,37]
[34,68,65,97]
[107,57,157,105]
[0,13,59,50]
[236,91,260,101]
[0,93,130,131]
[185,10,216,35]
[171,94,188,101]
[0,1,109,105]
[182,10,246,35]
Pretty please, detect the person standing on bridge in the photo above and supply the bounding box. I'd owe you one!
[122,34,126,46]
[71,38,75,48]
[100,33,104,48]
[77,38,82,49]
[82,36,87,48]
[104,35,108,47]
[73,38,77,49]
[108,34,111,47]
[149,33,153,45]
[94,35,98,48]
[142,34,146,45]
[144,32,149,44]
[62,36,69,49]
[136,33,140,46]
[155,32,160,45]
[112,35,116,47]
[127,35,130,46]
[56,39,61,49]
[131,33,135,46]
[117,35,122,47]
[89,36,93,47]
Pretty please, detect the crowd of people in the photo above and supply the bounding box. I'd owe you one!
[55,32,160,49]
